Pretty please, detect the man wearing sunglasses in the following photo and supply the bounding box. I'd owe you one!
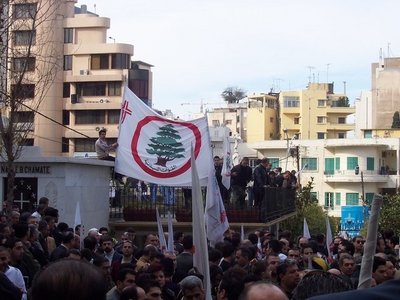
[352,236,364,258]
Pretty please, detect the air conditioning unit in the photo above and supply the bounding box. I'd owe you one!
[80,69,88,75]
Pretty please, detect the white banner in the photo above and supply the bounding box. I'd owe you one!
[115,87,211,186]
[221,135,232,190]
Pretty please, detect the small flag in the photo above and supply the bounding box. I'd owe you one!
[257,237,263,260]
[303,218,311,239]
[221,134,232,190]
[156,208,167,253]
[326,215,333,258]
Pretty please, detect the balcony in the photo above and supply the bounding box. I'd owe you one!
[109,185,296,224]
[326,122,355,131]
[326,106,355,114]
[15,122,34,132]
[324,169,391,183]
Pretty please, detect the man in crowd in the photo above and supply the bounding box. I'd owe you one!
[230,157,252,206]
[276,259,300,299]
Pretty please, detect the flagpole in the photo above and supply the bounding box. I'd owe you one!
[167,211,174,252]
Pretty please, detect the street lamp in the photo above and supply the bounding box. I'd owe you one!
[109,36,116,43]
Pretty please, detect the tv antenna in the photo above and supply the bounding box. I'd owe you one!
[306,66,315,83]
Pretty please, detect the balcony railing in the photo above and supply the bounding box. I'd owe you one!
[109,186,296,223]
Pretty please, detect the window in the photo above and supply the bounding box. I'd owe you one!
[318,100,325,106]
[212,120,219,125]
[13,3,36,19]
[270,117,273,123]
[317,116,326,124]
[338,117,346,124]
[317,132,325,139]
[64,28,73,43]
[347,157,358,170]
[77,82,106,96]
[63,55,72,70]
[338,133,345,139]
[335,157,340,170]
[11,84,35,99]
[75,110,105,124]
[367,157,374,171]
[21,139,34,146]
[302,158,317,170]
[365,193,374,205]
[63,83,70,98]
[108,110,120,124]
[226,120,232,125]
[310,192,318,202]
[346,193,359,205]
[325,158,334,175]
[335,193,341,206]
[294,117,300,124]
[14,30,36,45]
[91,54,109,69]
[62,137,69,153]
[269,158,279,169]
[283,96,300,108]
[108,82,121,96]
[13,57,35,72]
[62,110,70,126]
[15,111,34,122]
[74,138,97,152]
[111,54,130,69]
[364,130,372,138]
[325,192,334,209]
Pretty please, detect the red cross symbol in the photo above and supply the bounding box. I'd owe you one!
[121,100,132,124]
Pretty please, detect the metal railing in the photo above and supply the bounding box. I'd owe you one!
[109,185,296,223]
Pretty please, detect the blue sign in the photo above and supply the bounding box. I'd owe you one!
[341,206,368,238]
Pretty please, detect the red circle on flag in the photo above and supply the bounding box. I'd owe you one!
[131,116,202,178]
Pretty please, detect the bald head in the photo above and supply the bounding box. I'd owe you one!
[239,282,288,300]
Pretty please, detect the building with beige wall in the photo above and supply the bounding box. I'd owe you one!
[279,82,355,141]
[6,1,152,157]
[248,138,399,217]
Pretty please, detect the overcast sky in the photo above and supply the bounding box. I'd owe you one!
[78,0,400,120]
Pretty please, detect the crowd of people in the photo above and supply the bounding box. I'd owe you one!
[0,196,399,300]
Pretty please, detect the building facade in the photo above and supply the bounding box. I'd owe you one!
[248,138,399,217]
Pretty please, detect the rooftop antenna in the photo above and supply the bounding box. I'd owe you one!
[306,66,315,83]
[326,63,331,83]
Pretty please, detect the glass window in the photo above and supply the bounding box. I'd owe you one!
[74,138,97,152]
[338,133,345,139]
[14,30,36,45]
[91,54,109,69]
[338,117,346,124]
[63,83,70,98]
[15,111,34,122]
[325,192,334,209]
[347,157,358,170]
[269,158,279,168]
[270,117,273,123]
[367,157,374,171]
[318,100,325,106]
[302,158,317,170]
[108,82,121,96]
[283,96,300,108]
[364,130,372,138]
[13,3,36,19]
[335,193,341,206]
[310,192,318,202]
[346,193,359,205]
[335,157,340,170]
[108,110,120,124]
[64,28,73,43]
[63,55,72,70]
[317,132,325,139]
[325,158,334,175]
[62,137,69,153]
[111,54,130,69]
[75,110,105,124]
[77,82,106,96]
[13,57,35,72]
[294,117,300,124]
[11,84,35,99]
[317,116,326,124]
[62,110,70,126]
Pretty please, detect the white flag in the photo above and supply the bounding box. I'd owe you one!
[221,135,232,190]
[191,146,212,300]
[167,211,174,252]
[257,237,263,260]
[241,225,245,242]
[326,215,333,258]
[156,208,167,253]
[74,201,83,250]
[303,218,311,239]
[115,87,211,186]
[205,154,229,247]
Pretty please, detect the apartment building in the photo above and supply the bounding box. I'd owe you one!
[4,1,152,157]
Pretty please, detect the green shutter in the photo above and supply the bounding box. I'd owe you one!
[325,158,334,175]
[335,192,341,206]
[302,158,317,170]
[335,157,340,170]
[367,157,374,171]
[346,193,359,205]
[347,157,358,170]
[365,193,374,204]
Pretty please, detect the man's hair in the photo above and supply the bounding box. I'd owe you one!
[220,271,245,300]
[117,268,137,282]
[0,223,8,234]
[137,279,160,294]
[83,236,97,251]
[340,240,355,255]
[44,207,58,218]
[173,231,184,241]
[4,237,22,249]
[222,243,235,258]
[150,251,164,261]
[182,235,193,250]
[209,249,222,263]
[30,259,108,300]
[38,197,49,205]
[315,233,325,244]
[99,227,108,233]
[61,232,75,245]
[276,259,297,283]
[237,247,252,260]
[268,239,281,254]
[241,157,249,163]
[142,245,157,256]
[247,233,258,245]
[214,156,220,159]
[100,236,113,245]
[14,222,29,239]
[181,275,203,293]
[36,204,47,213]
[373,256,387,273]
[266,252,279,261]
[92,256,109,267]
[260,157,269,164]
[352,235,363,242]
[302,242,317,254]
[291,271,351,300]
[338,254,355,266]
[98,129,106,136]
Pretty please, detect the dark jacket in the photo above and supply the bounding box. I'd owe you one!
[231,164,252,187]
[253,164,267,195]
